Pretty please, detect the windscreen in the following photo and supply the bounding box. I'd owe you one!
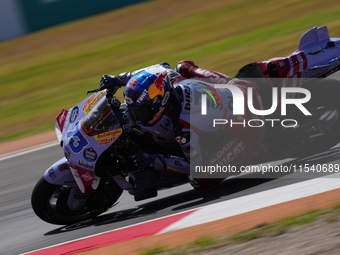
[81,94,120,136]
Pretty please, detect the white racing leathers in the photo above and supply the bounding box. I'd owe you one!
[138,78,266,181]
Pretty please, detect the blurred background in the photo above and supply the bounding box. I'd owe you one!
[1,0,340,143]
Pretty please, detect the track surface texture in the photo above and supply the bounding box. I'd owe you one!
[1,72,340,255]
[0,143,315,255]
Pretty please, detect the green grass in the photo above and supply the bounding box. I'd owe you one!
[193,235,218,247]
[2,0,340,143]
[228,210,320,243]
[138,235,219,255]
[139,245,165,255]
[326,203,340,222]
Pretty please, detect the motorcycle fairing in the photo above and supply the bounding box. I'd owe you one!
[55,109,68,143]
[298,26,330,51]
[56,90,123,194]
[44,157,76,185]
[259,26,340,93]
[69,164,100,194]
[42,157,94,211]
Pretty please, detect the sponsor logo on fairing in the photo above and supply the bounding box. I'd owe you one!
[83,91,105,114]
[83,148,97,162]
[58,163,69,171]
[94,129,122,140]
[79,160,94,170]
[57,110,67,124]
[81,171,92,182]
[83,95,94,110]
[56,109,68,133]
[48,168,57,180]
[99,137,116,146]
[70,106,79,123]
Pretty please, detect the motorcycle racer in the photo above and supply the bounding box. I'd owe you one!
[98,61,267,191]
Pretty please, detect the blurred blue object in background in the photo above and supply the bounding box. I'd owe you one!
[0,0,150,41]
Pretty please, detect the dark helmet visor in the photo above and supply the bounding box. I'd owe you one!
[129,99,159,123]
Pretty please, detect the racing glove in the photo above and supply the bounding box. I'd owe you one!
[132,152,153,169]
[98,72,132,94]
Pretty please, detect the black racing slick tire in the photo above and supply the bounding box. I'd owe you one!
[31,176,123,225]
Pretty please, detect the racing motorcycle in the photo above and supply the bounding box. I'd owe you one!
[32,26,340,225]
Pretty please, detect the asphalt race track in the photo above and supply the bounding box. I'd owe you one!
[2,73,340,255]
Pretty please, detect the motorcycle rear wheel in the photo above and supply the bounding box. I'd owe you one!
[31,176,123,225]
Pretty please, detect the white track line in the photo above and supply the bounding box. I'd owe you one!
[157,172,340,234]
[0,141,59,161]
[8,138,340,251]
[22,173,340,254]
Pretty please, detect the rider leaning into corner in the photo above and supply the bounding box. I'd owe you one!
[98,61,267,191]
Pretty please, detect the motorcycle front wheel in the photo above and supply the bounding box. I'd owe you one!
[31,176,123,225]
